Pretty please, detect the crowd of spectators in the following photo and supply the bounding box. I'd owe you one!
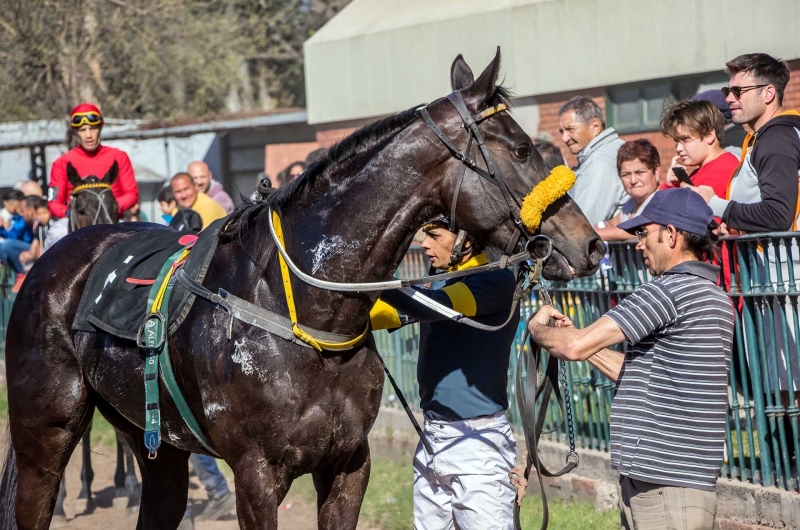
[549,52,800,240]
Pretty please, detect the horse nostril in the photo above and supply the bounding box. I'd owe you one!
[589,237,606,266]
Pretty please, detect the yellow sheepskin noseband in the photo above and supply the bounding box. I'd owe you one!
[520,165,576,232]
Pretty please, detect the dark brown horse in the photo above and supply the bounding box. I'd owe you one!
[0,51,604,530]
[55,160,141,523]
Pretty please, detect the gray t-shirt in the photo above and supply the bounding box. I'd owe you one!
[604,261,733,490]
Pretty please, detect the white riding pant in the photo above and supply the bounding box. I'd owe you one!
[413,411,516,530]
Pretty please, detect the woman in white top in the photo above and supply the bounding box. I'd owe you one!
[594,139,660,242]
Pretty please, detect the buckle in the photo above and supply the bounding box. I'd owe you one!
[137,312,167,351]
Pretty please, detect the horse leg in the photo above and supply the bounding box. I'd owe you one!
[96,405,190,530]
[75,427,94,513]
[230,453,293,529]
[51,479,67,528]
[10,398,94,530]
[114,432,126,496]
[313,440,372,530]
[123,439,141,512]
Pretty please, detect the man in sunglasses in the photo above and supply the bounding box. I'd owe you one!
[528,188,733,530]
[684,53,800,233]
[48,103,139,220]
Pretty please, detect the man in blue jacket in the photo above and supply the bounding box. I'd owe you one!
[371,219,520,530]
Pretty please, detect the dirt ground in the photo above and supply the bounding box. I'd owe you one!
[26,442,376,530]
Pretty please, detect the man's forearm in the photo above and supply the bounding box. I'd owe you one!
[586,348,624,382]
[528,322,587,361]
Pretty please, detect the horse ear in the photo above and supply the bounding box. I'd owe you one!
[469,47,502,103]
[66,163,83,187]
[103,161,119,184]
[450,54,474,91]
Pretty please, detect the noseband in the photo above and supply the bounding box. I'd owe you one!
[69,182,115,231]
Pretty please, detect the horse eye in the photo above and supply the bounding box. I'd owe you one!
[513,144,531,159]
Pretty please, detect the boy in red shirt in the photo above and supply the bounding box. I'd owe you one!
[659,99,738,199]
[48,103,138,219]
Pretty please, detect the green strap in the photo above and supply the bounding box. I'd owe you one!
[140,248,219,459]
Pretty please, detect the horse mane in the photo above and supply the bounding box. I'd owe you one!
[221,84,513,241]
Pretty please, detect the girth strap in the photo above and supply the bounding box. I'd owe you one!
[139,247,220,459]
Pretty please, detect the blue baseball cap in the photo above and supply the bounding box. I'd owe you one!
[617,188,713,237]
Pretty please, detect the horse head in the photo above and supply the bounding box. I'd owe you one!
[67,161,120,232]
[426,49,605,280]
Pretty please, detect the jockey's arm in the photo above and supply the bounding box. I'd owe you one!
[114,153,139,214]
[47,158,69,218]
[370,272,515,330]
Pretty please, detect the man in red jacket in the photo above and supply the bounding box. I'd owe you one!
[48,103,139,219]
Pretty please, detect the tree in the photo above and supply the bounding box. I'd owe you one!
[0,0,350,122]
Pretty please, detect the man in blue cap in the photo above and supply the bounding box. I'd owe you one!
[527,188,734,530]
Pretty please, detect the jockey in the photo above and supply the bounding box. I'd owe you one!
[370,218,520,530]
[48,103,139,219]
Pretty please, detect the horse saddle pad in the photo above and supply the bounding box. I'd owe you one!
[73,218,224,340]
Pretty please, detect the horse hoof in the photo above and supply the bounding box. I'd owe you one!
[127,505,140,518]
[113,496,128,509]
[49,515,68,529]
[73,497,94,514]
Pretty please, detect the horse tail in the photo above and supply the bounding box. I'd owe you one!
[0,431,18,530]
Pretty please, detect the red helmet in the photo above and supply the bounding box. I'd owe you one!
[70,103,104,128]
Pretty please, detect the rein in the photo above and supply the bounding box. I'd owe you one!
[510,283,579,530]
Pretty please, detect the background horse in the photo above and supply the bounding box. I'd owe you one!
[53,161,141,525]
[1,50,604,530]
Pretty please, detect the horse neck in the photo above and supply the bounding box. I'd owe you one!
[270,122,444,333]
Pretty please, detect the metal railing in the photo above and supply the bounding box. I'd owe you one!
[375,236,800,493]
[0,266,15,360]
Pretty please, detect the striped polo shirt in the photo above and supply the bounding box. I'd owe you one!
[603,260,733,491]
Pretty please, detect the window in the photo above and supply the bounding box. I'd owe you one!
[606,73,728,133]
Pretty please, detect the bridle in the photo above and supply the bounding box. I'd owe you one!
[69,182,115,232]
[418,90,535,257]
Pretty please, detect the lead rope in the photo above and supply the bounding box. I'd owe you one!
[511,282,578,530]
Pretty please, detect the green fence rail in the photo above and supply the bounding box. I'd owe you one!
[376,236,800,493]
[0,266,16,360]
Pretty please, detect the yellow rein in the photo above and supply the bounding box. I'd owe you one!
[71,182,112,195]
[271,210,369,353]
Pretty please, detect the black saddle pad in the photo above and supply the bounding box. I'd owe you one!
[73,218,225,340]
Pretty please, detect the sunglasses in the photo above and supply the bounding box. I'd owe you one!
[71,112,103,127]
[721,85,768,99]
[634,229,653,242]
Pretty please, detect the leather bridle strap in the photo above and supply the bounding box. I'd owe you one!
[512,287,579,530]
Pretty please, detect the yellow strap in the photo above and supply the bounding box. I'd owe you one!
[150,249,191,313]
[71,182,112,195]
[271,210,369,352]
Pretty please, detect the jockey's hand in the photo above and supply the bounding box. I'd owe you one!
[530,305,573,328]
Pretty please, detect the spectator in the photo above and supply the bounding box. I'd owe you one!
[686,53,800,233]
[23,196,53,262]
[122,202,147,222]
[169,209,203,232]
[691,90,748,154]
[1,189,25,230]
[595,140,660,242]
[0,195,37,292]
[188,161,234,214]
[558,96,629,225]
[158,186,177,224]
[305,147,328,166]
[14,180,44,198]
[170,173,226,229]
[529,188,733,530]
[533,139,567,171]
[659,99,738,201]
[277,161,306,187]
